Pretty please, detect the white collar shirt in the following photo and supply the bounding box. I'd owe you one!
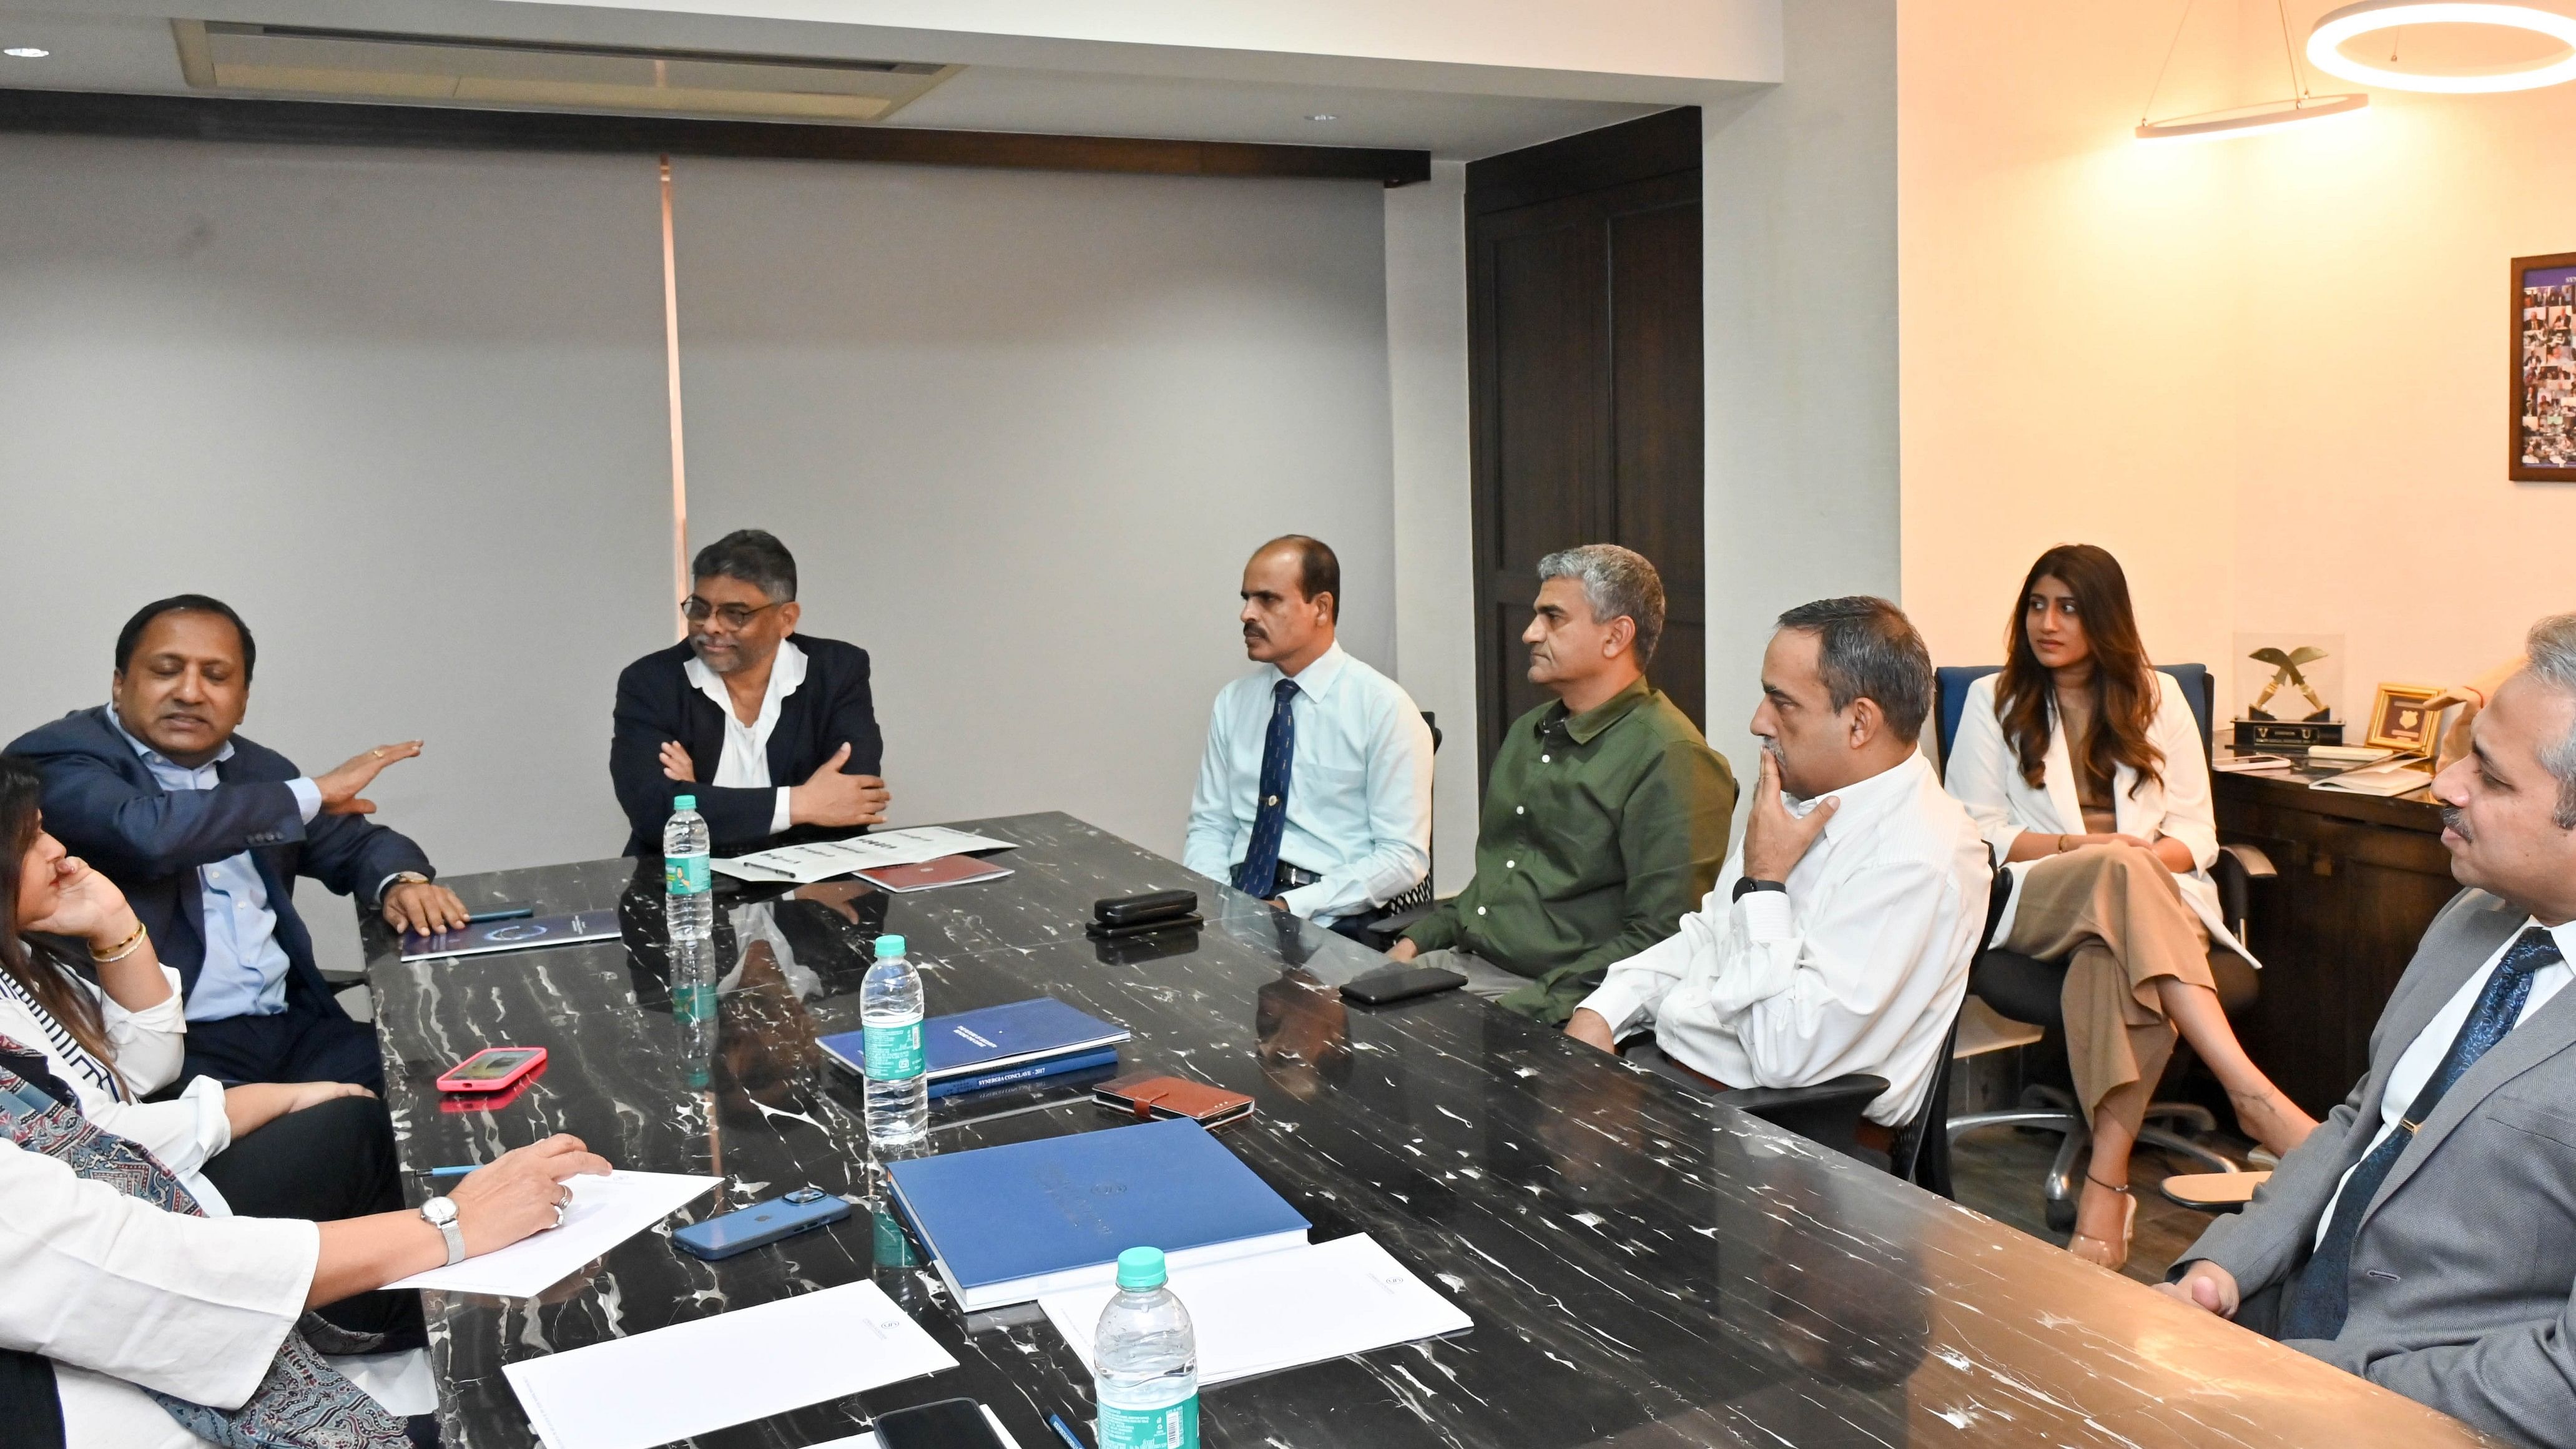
[1180,641,1434,923]
[683,639,806,838]
[2314,915,2576,1248]
[1576,752,1992,1126]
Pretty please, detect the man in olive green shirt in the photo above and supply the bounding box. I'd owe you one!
[1389,544,1737,1022]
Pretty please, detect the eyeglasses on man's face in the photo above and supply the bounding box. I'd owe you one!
[681,596,784,631]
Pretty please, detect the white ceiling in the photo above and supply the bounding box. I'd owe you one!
[0,4,1693,159]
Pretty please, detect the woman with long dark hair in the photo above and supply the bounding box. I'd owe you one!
[0,754,381,1217]
[1947,546,2313,1269]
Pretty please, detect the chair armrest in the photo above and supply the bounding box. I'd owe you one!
[2211,842,2279,938]
[1713,1074,1889,1160]
[1367,902,1435,939]
[2217,842,2278,879]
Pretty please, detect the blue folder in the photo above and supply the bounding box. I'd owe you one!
[887,1116,1311,1310]
[820,997,1131,1084]
[925,1046,1121,1100]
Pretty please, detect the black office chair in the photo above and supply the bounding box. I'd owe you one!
[1356,710,1441,948]
[1932,664,2276,1230]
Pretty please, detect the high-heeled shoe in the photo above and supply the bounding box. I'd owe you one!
[2068,1174,2136,1270]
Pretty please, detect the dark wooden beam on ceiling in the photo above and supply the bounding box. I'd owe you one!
[0,88,1433,186]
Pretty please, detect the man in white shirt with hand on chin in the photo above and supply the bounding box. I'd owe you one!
[1566,597,1990,1150]
[1184,536,1433,940]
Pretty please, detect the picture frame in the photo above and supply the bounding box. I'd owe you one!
[2512,251,2576,482]
[2366,682,2446,754]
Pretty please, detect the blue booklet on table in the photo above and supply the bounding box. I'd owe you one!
[400,911,622,962]
[887,1116,1311,1310]
[820,997,1131,1097]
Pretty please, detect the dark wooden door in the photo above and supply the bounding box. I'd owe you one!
[1467,108,1703,780]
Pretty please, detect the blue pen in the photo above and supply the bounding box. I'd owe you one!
[1045,1413,1087,1449]
[421,1165,481,1178]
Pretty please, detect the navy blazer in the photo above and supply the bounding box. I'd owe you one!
[5,706,435,1016]
[609,634,884,857]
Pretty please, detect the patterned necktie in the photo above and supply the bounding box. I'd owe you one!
[2277,925,2565,1341]
[1231,677,1300,897]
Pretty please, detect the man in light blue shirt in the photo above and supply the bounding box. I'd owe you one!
[1184,536,1434,938]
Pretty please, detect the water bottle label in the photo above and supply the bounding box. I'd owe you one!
[863,1019,925,1079]
[1098,1396,1196,1449]
[672,978,716,1026]
[664,854,710,896]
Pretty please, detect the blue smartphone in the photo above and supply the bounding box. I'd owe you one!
[671,1187,851,1260]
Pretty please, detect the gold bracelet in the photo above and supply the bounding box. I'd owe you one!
[91,919,149,963]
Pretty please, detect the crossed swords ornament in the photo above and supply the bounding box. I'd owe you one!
[2247,646,2331,722]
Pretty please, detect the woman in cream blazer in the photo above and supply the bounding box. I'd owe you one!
[1946,545,2313,1270]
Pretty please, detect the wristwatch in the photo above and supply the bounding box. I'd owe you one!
[420,1196,465,1267]
[386,871,431,892]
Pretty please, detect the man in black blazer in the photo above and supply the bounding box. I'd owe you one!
[611,529,889,857]
[7,595,466,1093]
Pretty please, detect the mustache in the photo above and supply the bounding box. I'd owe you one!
[2442,805,2470,839]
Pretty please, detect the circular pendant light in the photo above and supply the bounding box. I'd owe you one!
[2309,1,2576,92]
[2136,91,2370,140]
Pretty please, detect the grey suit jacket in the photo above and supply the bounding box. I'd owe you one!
[2178,888,2576,1445]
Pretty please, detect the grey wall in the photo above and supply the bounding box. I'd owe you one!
[671,158,1397,859]
[1702,0,1902,772]
[0,135,675,968]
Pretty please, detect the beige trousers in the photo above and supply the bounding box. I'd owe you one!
[2002,843,2229,1122]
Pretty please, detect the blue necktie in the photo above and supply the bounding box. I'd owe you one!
[2277,925,2564,1340]
[1231,678,1299,897]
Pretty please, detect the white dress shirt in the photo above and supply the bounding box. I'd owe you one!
[1944,670,2238,952]
[1577,752,1992,1126]
[0,963,233,1214]
[2313,916,2576,1248]
[1182,642,1434,923]
[0,1138,317,1449]
[684,639,806,838]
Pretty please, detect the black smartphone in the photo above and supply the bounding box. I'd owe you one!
[1094,889,1197,926]
[465,903,535,923]
[873,1398,1008,1449]
[1339,964,1469,1006]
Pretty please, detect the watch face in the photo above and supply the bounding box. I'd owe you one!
[422,1196,458,1226]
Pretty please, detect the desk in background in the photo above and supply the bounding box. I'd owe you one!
[2215,770,2454,1118]
[363,812,2480,1448]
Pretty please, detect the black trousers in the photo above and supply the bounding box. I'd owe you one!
[183,995,385,1094]
[199,1094,424,1350]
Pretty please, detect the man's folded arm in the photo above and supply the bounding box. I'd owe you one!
[817,651,885,777]
[1576,910,1714,1039]
[36,752,305,879]
[609,670,775,848]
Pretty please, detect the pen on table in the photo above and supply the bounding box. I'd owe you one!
[1046,1412,1088,1449]
[418,1165,482,1179]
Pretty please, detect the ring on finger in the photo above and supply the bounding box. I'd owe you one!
[553,1202,567,1228]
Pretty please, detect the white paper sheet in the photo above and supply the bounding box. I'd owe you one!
[503,1280,957,1449]
[712,827,1019,884]
[387,1170,719,1297]
[1039,1234,1470,1387]
[802,1402,1022,1449]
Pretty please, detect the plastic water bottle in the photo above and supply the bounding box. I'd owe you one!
[1094,1247,1198,1449]
[860,935,928,1149]
[662,795,713,943]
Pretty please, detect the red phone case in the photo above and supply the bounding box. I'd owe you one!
[436,1046,549,1094]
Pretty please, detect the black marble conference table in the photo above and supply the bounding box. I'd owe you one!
[363,812,2485,1449]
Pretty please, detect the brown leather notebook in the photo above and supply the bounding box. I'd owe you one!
[1092,1072,1256,1129]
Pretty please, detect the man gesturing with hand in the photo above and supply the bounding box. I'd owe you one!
[611,529,890,857]
[1565,598,1989,1149]
[9,593,463,1093]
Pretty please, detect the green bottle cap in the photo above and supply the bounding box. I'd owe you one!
[674,795,696,810]
[1115,1245,1167,1291]
[875,935,907,960]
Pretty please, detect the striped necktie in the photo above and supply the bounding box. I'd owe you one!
[1231,677,1300,897]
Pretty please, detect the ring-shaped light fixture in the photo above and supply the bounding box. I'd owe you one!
[2136,90,2371,141]
[2309,0,2576,92]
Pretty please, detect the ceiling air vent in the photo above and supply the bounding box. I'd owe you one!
[171,21,960,122]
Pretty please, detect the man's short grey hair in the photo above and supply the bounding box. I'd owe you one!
[2524,612,2576,829]
[1773,596,1934,745]
[1536,544,1666,664]
[691,528,797,603]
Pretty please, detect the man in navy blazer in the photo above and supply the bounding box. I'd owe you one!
[7,595,465,1093]
[611,529,890,858]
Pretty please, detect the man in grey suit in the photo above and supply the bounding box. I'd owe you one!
[2160,612,2576,1446]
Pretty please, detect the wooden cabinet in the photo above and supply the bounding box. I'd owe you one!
[2216,774,2458,1117]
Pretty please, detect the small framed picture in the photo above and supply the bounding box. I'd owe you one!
[2366,683,2446,754]
[2512,252,2576,482]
